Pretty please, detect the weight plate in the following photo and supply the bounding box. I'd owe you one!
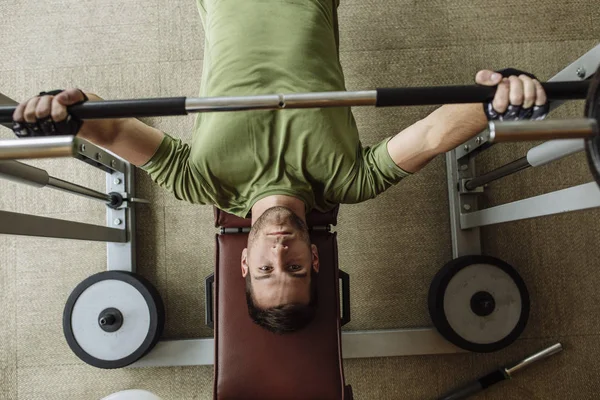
[63,271,165,369]
[428,255,530,353]
[585,64,600,187]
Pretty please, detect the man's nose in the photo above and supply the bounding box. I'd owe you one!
[271,241,288,251]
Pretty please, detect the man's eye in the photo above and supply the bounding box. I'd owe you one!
[259,266,271,271]
[289,265,301,271]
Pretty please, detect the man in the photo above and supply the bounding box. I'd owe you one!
[12,0,547,334]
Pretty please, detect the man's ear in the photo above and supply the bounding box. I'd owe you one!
[241,248,249,277]
[310,244,320,273]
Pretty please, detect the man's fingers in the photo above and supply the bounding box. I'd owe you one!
[35,96,53,119]
[533,79,547,106]
[508,75,524,106]
[54,88,85,106]
[492,79,510,113]
[475,69,502,86]
[12,101,27,122]
[23,97,41,123]
[520,74,536,109]
[51,96,69,122]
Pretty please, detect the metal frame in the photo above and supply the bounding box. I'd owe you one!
[448,43,600,257]
[0,93,136,272]
[0,44,598,370]
[454,43,600,160]
[461,182,600,229]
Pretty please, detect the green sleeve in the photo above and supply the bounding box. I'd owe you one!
[335,137,411,203]
[141,134,214,204]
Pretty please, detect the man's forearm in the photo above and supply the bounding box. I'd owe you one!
[77,92,164,166]
[423,103,488,155]
[386,103,487,173]
[77,92,127,147]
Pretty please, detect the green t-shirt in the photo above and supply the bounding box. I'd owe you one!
[142,0,410,218]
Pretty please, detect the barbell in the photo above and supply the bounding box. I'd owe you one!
[0,65,599,183]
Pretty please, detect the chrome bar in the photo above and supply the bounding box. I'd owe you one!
[47,176,112,202]
[489,119,598,142]
[0,160,49,187]
[464,157,531,190]
[0,136,76,160]
[185,90,377,112]
[505,343,563,377]
[0,160,112,202]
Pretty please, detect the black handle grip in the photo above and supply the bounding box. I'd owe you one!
[339,270,351,326]
[205,273,215,329]
[375,80,590,107]
[0,97,187,123]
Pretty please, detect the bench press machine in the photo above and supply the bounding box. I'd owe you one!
[0,43,599,399]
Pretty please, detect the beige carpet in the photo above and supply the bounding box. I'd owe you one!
[1,0,600,398]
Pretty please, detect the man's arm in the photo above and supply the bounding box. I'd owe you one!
[76,93,165,167]
[386,70,547,173]
[386,103,487,173]
[13,88,164,167]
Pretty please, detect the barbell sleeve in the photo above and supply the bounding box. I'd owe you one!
[0,81,591,122]
[0,136,76,160]
[489,118,598,142]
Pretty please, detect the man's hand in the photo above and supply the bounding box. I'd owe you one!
[386,69,549,174]
[12,88,88,137]
[475,69,548,121]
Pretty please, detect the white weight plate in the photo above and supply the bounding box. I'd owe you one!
[443,263,522,344]
[70,279,151,361]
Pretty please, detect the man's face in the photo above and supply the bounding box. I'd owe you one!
[241,206,319,309]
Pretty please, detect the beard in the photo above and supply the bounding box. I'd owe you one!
[248,206,310,247]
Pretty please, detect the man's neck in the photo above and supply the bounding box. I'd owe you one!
[251,195,307,225]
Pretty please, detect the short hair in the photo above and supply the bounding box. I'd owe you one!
[245,269,319,334]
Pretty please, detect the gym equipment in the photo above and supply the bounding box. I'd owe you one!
[0,42,597,398]
[1,65,598,184]
[101,390,163,400]
[63,271,165,369]
[210,207,353,399]
[428,255,530,353]
[0,77,590,121]
[438,343,563,400]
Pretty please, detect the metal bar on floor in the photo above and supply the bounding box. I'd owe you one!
[460,182,600,229]
[0,210,127,242]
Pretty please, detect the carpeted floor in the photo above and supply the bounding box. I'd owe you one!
[1,0,600,398]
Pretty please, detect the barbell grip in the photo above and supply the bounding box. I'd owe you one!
[70,96,187,119]
[375,80,590,107]
[0,97,186,123]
